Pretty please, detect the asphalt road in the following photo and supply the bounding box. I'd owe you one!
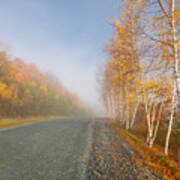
[0,118,92,180]
[0,118,162,180]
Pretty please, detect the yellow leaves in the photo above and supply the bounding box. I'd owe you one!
[140,88,145,95]
[109,59,116,67]
[0,82,13,100]
[107,19,113,24]
[30,81,36,87]
[162,56,167,61]
[39,85,47,93]
[102,0,176,114]
[140,75,172,101]
[15,72,23,83]
[126,74,132,81]
[118,39,123,46]
[156,44,161,49]
[173,9,180,18]
[112,74,119,82]
[149,78,156,88]
[113,19,122,28]
[126,94,136,103]
[0,82,7,92]
[143,96,147,103]
[148,17,153,22]
[114,51,119,57]
[1,88,12,100]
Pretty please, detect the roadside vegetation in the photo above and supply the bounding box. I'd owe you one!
[109,121,180,179]
[0,50,89,124]
[98,0,179,179]
[0,116,64,129]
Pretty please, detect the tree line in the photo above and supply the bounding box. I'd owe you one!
[98,0,179,156]
[0,51,88,118]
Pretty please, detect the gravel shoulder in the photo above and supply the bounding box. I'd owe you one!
[85,120,162,180]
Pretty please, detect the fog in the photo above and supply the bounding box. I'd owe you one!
[0,0,120,115]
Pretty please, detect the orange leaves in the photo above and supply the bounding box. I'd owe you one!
[0,50,87,117]
[125,94,136,103]
[110,121,180,180]
[0,82,7,92]
[15,72,23,83]
[14,58,31,81]
[111,156,117,162]
[0,84,10,100]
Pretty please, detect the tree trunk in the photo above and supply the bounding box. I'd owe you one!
[171,0,180,96]
[149,102,164,148]
[148,104,156,148]
[164,81,176,155]
[108,95,113,118]
[130,101,139,128]
[145,100,152,144]
[126,104,130,130]
[111,90,116,120]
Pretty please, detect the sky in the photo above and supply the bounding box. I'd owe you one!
[0,0,120,114]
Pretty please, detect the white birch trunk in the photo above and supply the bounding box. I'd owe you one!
[125,104,130,130]
[111,90,116,120]
[171,0,180,96]
[145,100,152,144]
[130,101,140,128]
[149,104,157,148]
[152,103,163,140]
[164,81,176,155]
[107,95,112,118]
[149,103,164,148]
[145,97,162,148]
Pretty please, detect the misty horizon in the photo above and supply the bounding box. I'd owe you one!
[0,0,120,114]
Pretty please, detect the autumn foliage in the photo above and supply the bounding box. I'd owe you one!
[0,51,88,117]
[98,0,179,168]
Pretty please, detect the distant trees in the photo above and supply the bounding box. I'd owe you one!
[0,51,88,118]
[99,0,179,156]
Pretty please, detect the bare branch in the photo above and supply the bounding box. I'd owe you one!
[157,0,170,19]
[143,32,173,48]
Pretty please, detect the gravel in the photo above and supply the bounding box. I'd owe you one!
[85,120,163,180]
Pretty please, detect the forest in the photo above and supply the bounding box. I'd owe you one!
[0,0,179,179]
[0,50,88,118]
[98,0,180,162]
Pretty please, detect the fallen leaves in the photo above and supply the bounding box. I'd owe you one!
[85,120,162,179]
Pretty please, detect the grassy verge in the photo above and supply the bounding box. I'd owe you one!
[0,116,66,129]
[108,120,180,180]
[129,123,180,162]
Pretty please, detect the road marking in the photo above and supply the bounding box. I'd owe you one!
[0,118,66,132]
[0,122,42,132]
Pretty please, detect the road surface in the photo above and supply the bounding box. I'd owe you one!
[0,118,161,180]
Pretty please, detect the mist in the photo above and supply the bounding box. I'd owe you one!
[0,0,120,115]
